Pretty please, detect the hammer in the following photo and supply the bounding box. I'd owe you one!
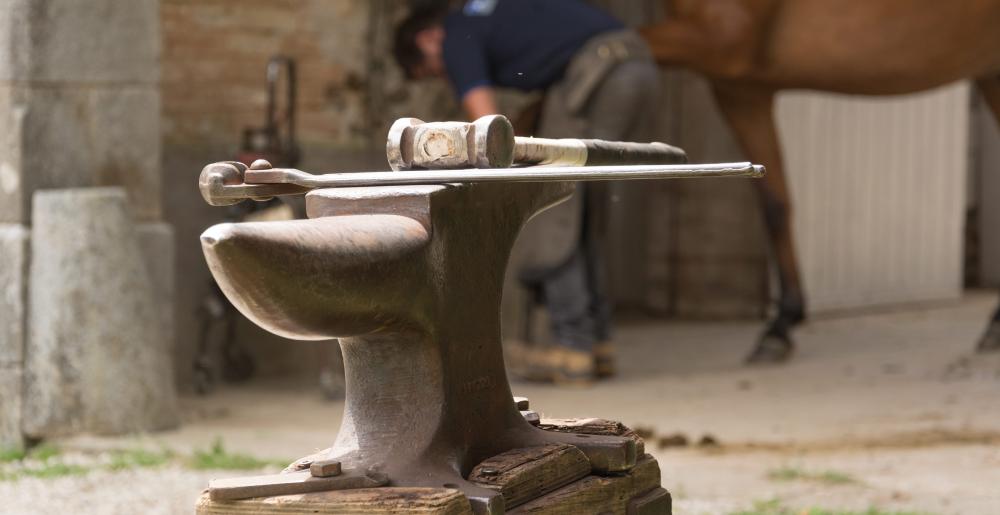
[386,115,687,171]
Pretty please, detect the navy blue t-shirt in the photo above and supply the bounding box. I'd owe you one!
[442,0,622,99]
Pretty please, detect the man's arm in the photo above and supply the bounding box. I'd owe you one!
[462,85,500,120]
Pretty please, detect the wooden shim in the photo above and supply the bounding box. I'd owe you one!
[468,444,591,509]
[538,418,646,456]
[508,456,665,515]
[208,469,387,501]
[196,487,472,515]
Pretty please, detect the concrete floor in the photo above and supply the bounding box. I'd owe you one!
[4,293,1000,514]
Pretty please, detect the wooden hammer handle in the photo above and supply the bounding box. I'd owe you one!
[582,140,687,166]
[513,137,687,167]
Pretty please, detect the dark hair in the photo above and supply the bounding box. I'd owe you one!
[394,7,447,79]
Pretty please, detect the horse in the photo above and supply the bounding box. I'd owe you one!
[639,0,1000,362]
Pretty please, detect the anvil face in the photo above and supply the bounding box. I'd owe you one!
[200,181,638,513]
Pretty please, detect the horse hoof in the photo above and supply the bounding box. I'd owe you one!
[745,332,794,364]
[975,320,1000,353]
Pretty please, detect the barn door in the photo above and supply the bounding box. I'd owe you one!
[776,85,969,312]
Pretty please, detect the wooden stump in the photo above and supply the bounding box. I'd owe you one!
[196,418,669,515]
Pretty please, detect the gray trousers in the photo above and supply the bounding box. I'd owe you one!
[523,30,662,351]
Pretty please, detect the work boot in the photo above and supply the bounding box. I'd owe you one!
[547,346,595,386]
[505,341,594,386]
[593,340,616,378]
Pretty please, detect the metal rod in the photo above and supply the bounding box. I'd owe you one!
[245,162,765,189]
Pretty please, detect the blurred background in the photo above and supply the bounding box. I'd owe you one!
[1,1,999,514]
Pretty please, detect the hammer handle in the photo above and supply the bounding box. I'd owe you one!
[583,140,687,166]
[513,137,687,167]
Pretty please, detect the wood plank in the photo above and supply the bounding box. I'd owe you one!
[537,418,646,456]
[208,469,387,501]
[468,444,590,509]
[508,456,665,515]
[196,487,472,515]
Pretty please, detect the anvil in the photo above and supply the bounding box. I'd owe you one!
[196,121,763,514]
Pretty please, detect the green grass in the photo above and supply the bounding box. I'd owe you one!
[188,438,287,471]
[731,498,935,515]
[766,466,860,485]
[0,447,26,463]
[28,443,61,462]
[106,448,174,471]
[0,437,288,482]
[19,463,90,480]
[0,443,76,481]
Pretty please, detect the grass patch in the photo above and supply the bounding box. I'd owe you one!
[0,443,173,482]
[28,443,61,462]
[0,438,287,481]
[0,447,26,463]
[766,466,860,485]
[20,463,90,480]
[731,499,935,515]
[189,438,287,471]
[0,462,91,482]
[106,448,173,471]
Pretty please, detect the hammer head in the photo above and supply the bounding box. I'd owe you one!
[386,115,515,171]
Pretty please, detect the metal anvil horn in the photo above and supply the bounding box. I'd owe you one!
[200,174,637,512]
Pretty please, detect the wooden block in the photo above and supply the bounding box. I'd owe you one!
[208,469,387,501]
[469,444,590,509]
[628,487,671,515]
[310,459,342,478]
[508,456,665,515]
[538,418,646,456]
[196,487,472,515]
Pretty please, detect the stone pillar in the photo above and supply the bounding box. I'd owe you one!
[0,0,177,443]
[24,189,178,437]
[0,226,28,449]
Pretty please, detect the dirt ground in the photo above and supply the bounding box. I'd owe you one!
[2,293,999,514]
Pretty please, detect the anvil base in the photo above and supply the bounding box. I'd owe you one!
[196,418,670,515]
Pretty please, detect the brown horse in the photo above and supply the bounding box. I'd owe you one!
[640,0,1000,362]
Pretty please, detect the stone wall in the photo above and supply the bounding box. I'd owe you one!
[0,0,178,447]
[0,0,163,223]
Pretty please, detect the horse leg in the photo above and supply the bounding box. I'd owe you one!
[713,83,806,363]
[975,74,1000,353]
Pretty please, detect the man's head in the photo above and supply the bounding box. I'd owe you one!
[394,8,447,80]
